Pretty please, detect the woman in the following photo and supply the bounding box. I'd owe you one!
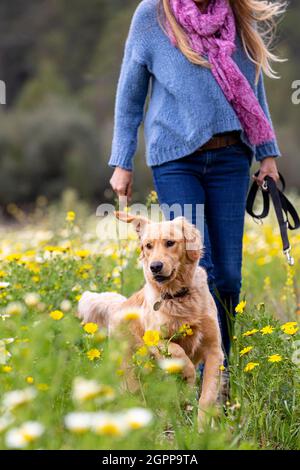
[108,0,285,362]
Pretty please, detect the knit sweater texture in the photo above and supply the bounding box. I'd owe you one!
[108,0,281,171]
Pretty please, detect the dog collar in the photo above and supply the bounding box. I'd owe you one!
[153,287,190,311]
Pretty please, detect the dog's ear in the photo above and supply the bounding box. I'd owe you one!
[114,211,149,237]
[174,217,203,262]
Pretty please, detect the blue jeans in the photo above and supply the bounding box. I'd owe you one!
[152,143,251,362]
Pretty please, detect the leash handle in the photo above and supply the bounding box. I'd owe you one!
[246,171,300,266]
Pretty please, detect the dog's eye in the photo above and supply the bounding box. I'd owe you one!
[166,240,175,248]
[145,243,153,250]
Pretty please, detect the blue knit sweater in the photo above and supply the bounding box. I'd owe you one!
[108,0,281,171]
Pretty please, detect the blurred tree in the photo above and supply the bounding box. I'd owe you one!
[0,100,106,204]
[16,60,70,110]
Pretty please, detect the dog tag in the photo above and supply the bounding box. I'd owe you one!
[153,300,162,311]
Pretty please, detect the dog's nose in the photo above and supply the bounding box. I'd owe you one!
[150,261,164,274]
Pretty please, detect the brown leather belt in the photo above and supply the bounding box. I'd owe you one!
[196,131,241,152]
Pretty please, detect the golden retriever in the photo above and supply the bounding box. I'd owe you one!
[77,212,224,428]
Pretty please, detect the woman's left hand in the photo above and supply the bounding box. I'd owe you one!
[253,156,280,187]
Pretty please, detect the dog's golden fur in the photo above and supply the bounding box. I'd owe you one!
[77,212,224,428]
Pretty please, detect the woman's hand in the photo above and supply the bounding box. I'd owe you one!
[110,167,133,202]
[253,157,280,187]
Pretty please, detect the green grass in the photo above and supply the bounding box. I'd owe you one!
[0,197,299,450]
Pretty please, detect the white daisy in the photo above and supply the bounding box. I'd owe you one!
[91,412,129,437]
[5,302,25,316]
[0,282,10,289]
[72,377,102,403]
[3,387,37,410]
[5,421,44,448]
[60,299,72,312]
[0,413,14,432]
[64,412,94,433]
[158,358,185,374]
[24,292,40,307]
[124,408,153,430]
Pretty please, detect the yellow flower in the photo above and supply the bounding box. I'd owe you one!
[268,354,282,363]
[75,250,90,259]
[136,346,148,357]
[143,330,160,347]
[87,349,102,361]
[122,310,141,321]
[83,323,98,335]
[2,365,12,373]
[37,383,49,391]
[257,256,271,266]
[94,331,107,343]
[260,325,275,335]
[239,346,253,357]
[49,310,64,321]
[282,321,297,327]
[242,329,259,337]
[256,303,265,312]
[144,361,154,370]
[149,190,158,203]
[78,264,93,274]
[179,323,193,336]
[235,300,247,314]
[281,322,299,336]
[26,376,34,384]
[244,362,260,372]
[6,253,22,262]
[66,211,76,222]
[26,262,40,273]
[219,365,226,371]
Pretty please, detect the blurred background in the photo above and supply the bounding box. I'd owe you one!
[0,0,299,215]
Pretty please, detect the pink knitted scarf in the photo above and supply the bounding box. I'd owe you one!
[165,0,275,145]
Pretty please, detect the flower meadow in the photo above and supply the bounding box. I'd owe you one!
[0,192,299,450]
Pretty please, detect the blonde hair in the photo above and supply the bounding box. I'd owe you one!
[157,0,287,82]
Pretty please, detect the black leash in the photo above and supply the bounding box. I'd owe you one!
[246,171,300,266]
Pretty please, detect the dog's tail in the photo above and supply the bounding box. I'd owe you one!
[77,291,127,329]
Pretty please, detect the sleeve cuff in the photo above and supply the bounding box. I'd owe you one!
[255,141,282,162]
[108,154,133,171]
